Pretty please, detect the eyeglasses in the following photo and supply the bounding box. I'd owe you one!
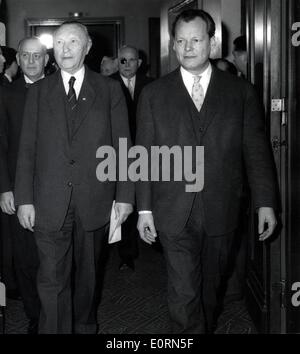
[120,58,138,65]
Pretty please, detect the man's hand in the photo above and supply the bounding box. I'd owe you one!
[137,213,157,245]
[114,202,133,228]
[17,204,35,232]
[0,191,16,215]
[258,207,277,241]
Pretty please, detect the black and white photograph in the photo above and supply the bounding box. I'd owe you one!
[0,0,299,344]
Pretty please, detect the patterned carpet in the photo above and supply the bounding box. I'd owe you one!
[2,240,257,334]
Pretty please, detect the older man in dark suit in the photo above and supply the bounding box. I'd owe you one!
[111,45,153,271]
[14,22,134,334]
[0,37,49,333]
[136,9,277,334]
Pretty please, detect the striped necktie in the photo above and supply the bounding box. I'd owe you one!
[191,76,204,112]
[67,76,77,110]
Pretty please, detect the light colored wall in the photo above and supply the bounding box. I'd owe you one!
[221,0,241,61]
[6,0,163,56]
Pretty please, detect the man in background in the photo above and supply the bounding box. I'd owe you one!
[111,45,153,271]
[0,46,6,84]
[232,35,247,78]
[0,46,18,85]
[100,55,118,76]
[0,37,49,334]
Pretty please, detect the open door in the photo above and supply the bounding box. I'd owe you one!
[286,0,300,334]
[245,0,298,333]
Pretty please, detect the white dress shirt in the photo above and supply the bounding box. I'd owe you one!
[4,73,12,83]
[61,66,85,99]
[120,74,136,92]
[24,74,45,84]
[180,63,212,99]
[138,64,212,216]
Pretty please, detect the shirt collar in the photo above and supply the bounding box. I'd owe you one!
[24,74,45,84]
[180,62,212,97]
[120,74,136,88]
[4,73,12,83]
[61,66,85,98]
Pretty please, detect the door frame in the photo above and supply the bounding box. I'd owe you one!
[245,0,288,334]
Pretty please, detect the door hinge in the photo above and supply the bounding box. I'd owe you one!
[272,136,287,153]
[271,98,287,125]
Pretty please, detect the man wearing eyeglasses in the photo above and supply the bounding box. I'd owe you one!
[111,45,153,272]
[0,37,49,334]
[111,45,153,141]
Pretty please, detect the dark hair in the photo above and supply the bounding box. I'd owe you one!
[1,46,17,66]
[233,35,246,52]
[171,9,216,39]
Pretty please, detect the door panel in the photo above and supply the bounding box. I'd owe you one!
[287,0,300,333]
[246,0,287,333]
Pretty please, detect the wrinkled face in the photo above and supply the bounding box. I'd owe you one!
[173,17,213,75]
[0,47,6,74]
[17,39,49,82]
[53,24,91,74]
[118,47,141,79]
[232,50,247,76]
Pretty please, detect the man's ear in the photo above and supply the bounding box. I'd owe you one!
[86,38,93,55]
[172,39,176,52]
[16,53,20,66]
[138,59,142,68]
[44,53,49,67]
[209,36,218,58]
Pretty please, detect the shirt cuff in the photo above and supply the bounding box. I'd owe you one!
[138,210,152,214]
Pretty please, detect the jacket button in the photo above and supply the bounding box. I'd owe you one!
[67,182,72,187]
[70,160,75,165]
[199,127,204,132]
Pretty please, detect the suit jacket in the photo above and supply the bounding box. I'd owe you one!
[110,72,153,142]
[136,66,278,236]
[14,67,134,232]
[0,75,12,87]
[0,77,28,193]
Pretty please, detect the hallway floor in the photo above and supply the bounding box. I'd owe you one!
[3,240,257,334]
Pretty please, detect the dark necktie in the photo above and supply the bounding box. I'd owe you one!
[25,83,32,88]
[67,76,77,110]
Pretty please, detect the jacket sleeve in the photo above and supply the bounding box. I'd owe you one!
[110,80,135,205]
[242,83,278,209]
[14,85,39,206]
[135,86,154,211]
[0,89,12,193]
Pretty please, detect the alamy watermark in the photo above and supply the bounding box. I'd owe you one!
[291,282,300,307]
[96,138,204,192]
[292,22,300,46]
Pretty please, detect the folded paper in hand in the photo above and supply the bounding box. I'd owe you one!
[108,201,122,244]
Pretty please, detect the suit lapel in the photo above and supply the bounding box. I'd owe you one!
[169,66,224,143]
[118,74,133,102]
[198,67,222,139]
[133,74,143,101]
[72,68,97,137]
[171,69,198,143]
[48,71,70,143]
